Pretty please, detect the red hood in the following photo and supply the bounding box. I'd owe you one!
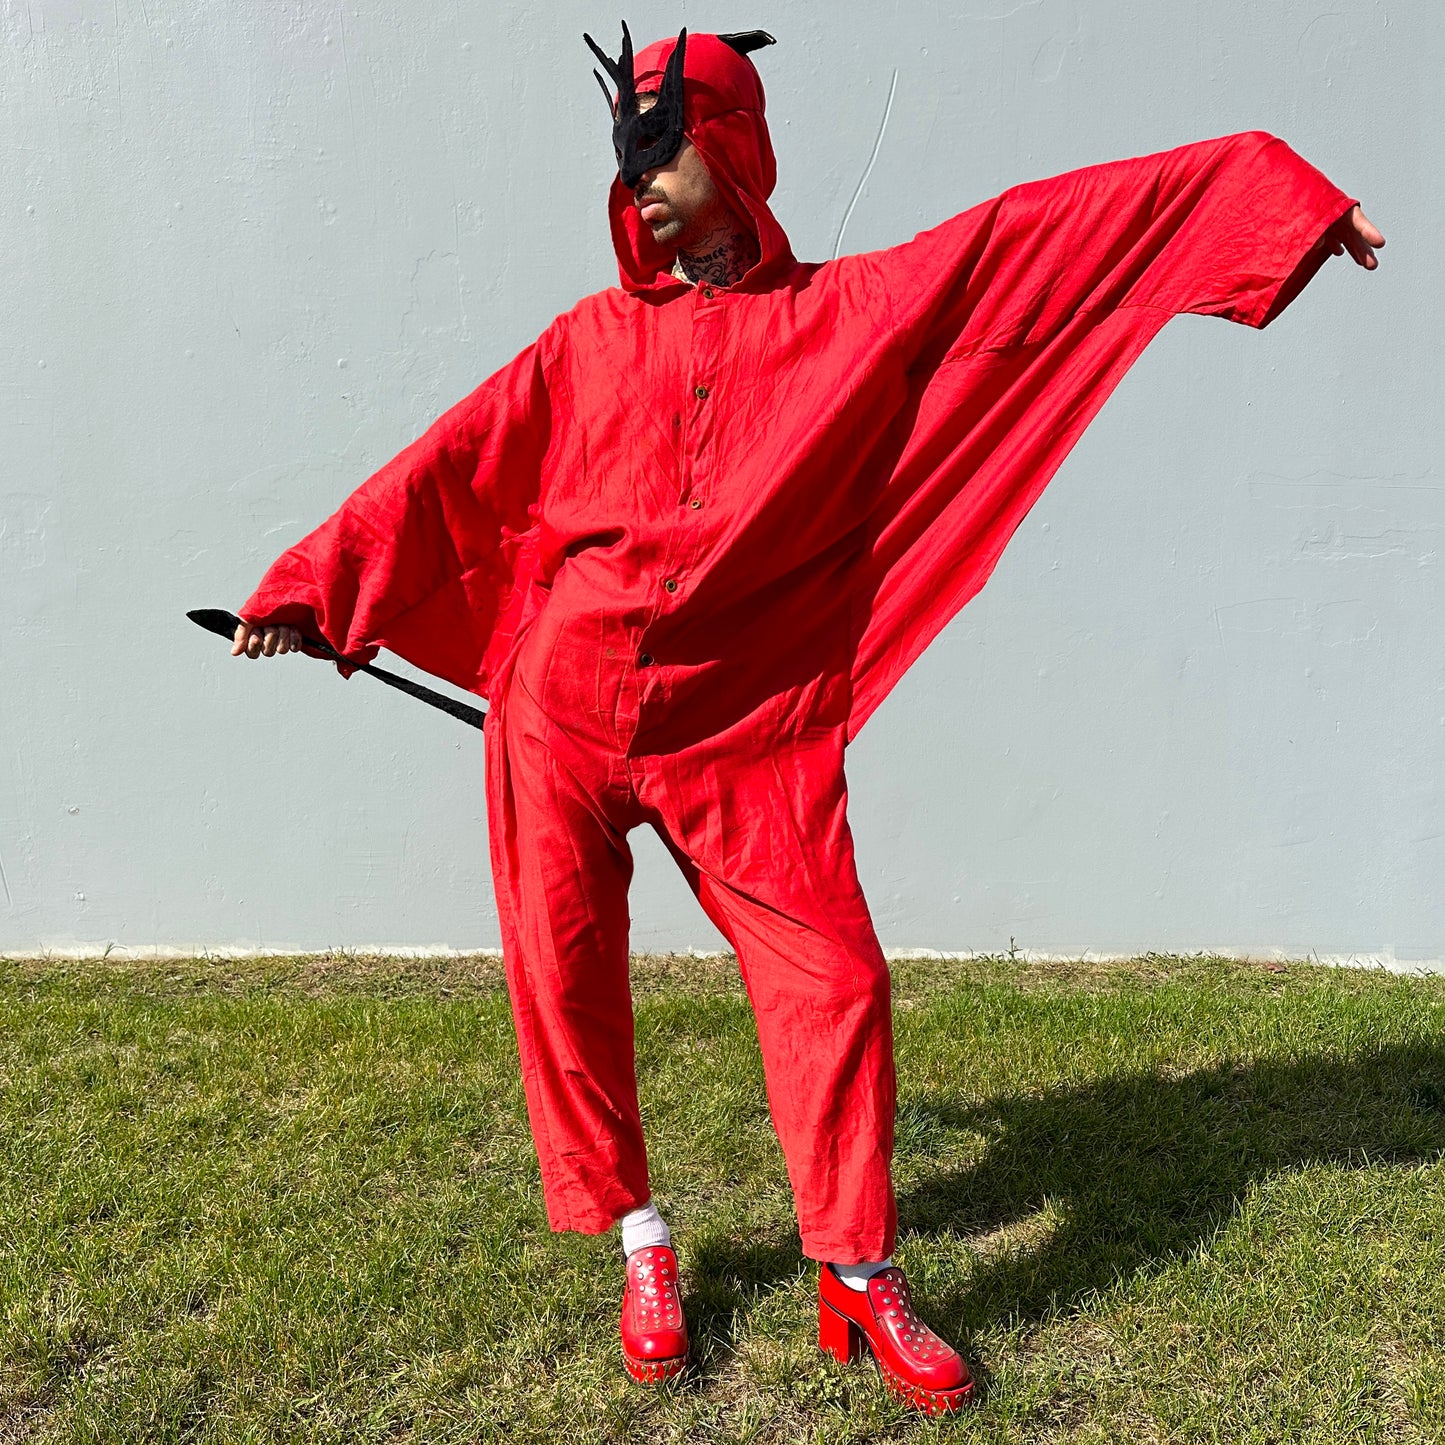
[608,31,795,292]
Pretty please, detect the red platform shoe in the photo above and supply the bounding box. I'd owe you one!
[818,1263,974,1414]
[620,1244,689,1383]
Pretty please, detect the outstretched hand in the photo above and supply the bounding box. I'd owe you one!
[1325,203,1385,269]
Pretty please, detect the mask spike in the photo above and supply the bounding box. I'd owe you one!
[587,20,688,190]
[615,21,637,117]
[583,31,623,88]
[659,27,687,112]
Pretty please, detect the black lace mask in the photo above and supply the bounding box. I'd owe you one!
[583,25,777,190]
[584,22,688,191]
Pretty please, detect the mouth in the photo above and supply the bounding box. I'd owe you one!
[635,189,669,223]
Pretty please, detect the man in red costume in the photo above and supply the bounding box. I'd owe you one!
[233,23,1383,1414]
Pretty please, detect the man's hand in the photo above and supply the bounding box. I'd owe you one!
[1324,204,1385,269]
[232,620,304,658]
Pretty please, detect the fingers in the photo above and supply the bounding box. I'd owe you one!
[260,625,304,656]
[1344,204,1384,270]
[231,622,304,658]
[1319,206,1383,271]
[1354,205,1386,249]
[1350,232,1379,269]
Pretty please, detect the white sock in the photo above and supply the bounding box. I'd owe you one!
[830,1258,893,1292]
[620,1201,672,1257]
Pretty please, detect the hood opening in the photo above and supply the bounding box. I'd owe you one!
[604,30,795,292]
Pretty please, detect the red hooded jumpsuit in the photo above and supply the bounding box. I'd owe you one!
[241,35,1358,1262]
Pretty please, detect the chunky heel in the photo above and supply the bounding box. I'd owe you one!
[817,1264,974,1413]
[818,1299,864,1363]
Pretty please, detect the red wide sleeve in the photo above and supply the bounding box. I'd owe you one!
[843,131,1357,737]
[240,332,554,700]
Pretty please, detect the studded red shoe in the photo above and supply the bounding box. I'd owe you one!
[620,1244,689,1383]
[818,1263,974,1414]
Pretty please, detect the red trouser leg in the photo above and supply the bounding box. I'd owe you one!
[650,725,898,1265]
[485,679,651,1233]
[488,665,896,1258]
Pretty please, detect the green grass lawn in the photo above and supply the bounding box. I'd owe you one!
[3,951,1444,1443]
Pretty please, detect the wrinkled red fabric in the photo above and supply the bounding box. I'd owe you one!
[492,663,896,1255]
[242,33,1356,1256]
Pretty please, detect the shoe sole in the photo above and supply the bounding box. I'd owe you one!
[878,1355,974,1414]
[623,1352,688,1384]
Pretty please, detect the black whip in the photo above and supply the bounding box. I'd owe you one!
[188,608,487,731]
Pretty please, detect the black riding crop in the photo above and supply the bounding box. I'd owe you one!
[188,608,487,731]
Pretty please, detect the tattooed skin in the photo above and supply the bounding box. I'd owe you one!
[672,220,760,287]
[629,97,759,287]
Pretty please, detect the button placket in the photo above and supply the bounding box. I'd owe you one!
[680,297,725,547]
[635,294,725,697]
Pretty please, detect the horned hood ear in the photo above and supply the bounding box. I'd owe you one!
[717,30,775,57]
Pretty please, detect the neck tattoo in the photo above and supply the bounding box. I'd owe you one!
[671,220,759,288]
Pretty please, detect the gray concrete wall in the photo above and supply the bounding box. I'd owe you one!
[3,0,1437,960]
